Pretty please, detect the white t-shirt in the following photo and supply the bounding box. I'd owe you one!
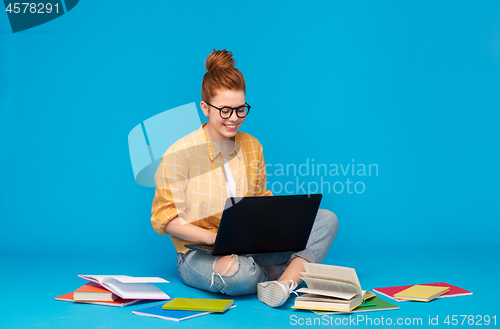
[223,157,237,198]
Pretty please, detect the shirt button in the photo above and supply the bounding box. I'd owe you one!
[237,186,240,190]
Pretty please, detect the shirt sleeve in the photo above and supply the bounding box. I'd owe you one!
[151,148,188,235]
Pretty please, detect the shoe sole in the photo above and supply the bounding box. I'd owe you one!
[257,281,288,307]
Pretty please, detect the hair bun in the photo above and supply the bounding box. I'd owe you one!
[205,49,236,72]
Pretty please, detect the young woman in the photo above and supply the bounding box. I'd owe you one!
[151,49,339,307]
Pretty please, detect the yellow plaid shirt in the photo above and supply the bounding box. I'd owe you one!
[151,123,272,253]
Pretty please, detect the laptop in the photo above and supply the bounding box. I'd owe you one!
[185,194,322,256]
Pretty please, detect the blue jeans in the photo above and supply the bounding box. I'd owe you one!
[175,209,339,296]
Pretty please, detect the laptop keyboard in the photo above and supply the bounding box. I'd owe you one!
[189,244,213,252]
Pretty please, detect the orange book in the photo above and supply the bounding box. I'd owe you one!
[73,282,117,301]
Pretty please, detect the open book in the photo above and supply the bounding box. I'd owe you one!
[292,263,375,312]
[77,275,170,300]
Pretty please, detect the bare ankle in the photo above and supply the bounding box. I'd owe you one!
[266,267,278,280]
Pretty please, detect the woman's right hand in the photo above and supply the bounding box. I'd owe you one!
[205,231,217,245]
[165,216,218,245]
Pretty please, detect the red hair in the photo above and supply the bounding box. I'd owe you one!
[201,49,246,102]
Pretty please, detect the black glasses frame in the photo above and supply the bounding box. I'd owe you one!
[205,102,251,119]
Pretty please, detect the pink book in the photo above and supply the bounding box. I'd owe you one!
[373,282,472,301]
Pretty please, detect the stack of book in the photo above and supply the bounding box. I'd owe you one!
[374,282,472,302]
[290,264,472,315]
[55,275,170,307]
[132,298,236,322]
[291,263,385,313]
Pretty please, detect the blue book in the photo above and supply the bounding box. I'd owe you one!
[132,303,235,322]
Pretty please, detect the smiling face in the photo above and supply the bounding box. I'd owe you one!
[201,89,246,141]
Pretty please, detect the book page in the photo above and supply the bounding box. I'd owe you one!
[363,291,376,300]
[296,294,351,303]
[302,277,361,296]
[101,278,170,300]
[77,275,112,284]
[304,263,361,290]
[300,272,357,286]
[78,275,168,284]
[107,276,168,283]
[297,288,358,300]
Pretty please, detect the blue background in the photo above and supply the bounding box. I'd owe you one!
[1,1,499,328]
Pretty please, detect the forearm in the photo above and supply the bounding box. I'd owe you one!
[164,217,216,245]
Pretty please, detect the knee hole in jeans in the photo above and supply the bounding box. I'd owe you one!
[214,254,239,276]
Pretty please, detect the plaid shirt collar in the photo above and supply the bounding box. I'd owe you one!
[195,123,243,166]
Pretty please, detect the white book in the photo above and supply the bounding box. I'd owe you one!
[292,264,374,312]
[77,275,170,300]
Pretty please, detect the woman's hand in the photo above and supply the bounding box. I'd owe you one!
[205,231,217,245]
[165,216,217,245]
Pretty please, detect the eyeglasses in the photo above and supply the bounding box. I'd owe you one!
[206,102,251,119]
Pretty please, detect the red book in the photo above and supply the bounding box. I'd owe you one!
[373,282,472,301]
[55,292,139,307]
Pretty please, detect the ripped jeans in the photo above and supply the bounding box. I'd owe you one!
[175,209,339,296]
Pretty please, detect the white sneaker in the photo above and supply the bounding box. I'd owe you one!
[257,280,298,307]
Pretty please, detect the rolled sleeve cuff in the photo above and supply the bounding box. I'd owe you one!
[152,209,185,235]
